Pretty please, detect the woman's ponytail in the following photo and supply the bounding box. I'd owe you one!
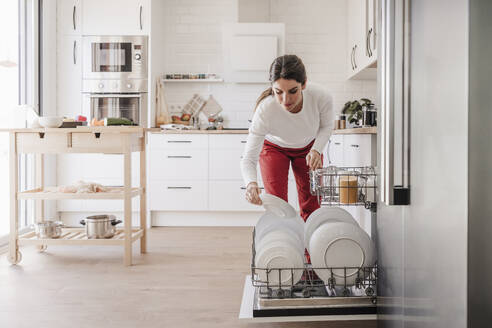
[254,87,273,112]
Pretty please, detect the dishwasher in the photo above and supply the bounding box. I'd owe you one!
[239,166,378,322]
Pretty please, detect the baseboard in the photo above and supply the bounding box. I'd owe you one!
[151,211,260,226]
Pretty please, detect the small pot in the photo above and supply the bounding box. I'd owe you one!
[80,215,122,239]
[33,221,63,239]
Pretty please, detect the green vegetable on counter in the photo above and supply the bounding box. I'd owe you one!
[104,117,135,126]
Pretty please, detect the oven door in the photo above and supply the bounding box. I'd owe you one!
[82,36,147,80]
[84,93,146,126]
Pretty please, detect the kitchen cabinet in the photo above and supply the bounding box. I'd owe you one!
[347,0,378,79]
[56,35,82,120]
[147,133,299,213]
[57,0,82,35]
[82,0,150,35]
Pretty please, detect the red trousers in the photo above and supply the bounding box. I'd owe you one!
[259,139,320,222]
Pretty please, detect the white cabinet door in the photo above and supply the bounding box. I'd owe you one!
[209,181,263,211]
[347,0,366,77]
[57,36,82,119]
[343,134,372,167]
[57,0,82,35]
[149,180,208,211]
[82,0,150,35]
[327,135,344,166]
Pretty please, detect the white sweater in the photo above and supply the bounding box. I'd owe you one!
[240,83,334,186]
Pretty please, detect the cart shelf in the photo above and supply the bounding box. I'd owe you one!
[18,187,143,200]
[19,228,144,246]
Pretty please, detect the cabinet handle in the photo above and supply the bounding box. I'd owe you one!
[368,28,373,57]
[167,155,192,158]
[350,46,355,70]
[241,141,247,144]
[240,187,264,190]
[167,140,191,143]
[139,5,143,30]
[366,29,370,57]
[167,186,192,190]
[72,5,76,31]
[354,45,358,69]
[350,144,360,148]
[73,40,76,65]
[334,142,341,145]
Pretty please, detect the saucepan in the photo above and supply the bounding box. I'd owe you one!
[80,215,122,239]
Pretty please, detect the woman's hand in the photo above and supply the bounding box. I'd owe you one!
[245,182,263,205]
[306,149,322,170]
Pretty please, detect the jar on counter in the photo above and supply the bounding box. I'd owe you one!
[363,104,377,127]
[334,114,347,130]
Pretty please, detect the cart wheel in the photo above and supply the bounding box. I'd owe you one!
[7,251,22,265]
[276,289,285,299]
[365,287,375,296]
[342,288,350,297]
[302,288,311,298]
[371,297,377,305]
[37,245,48,252]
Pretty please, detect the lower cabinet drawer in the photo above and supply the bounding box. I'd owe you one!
[209,181,264,211]
[149,149,208,180]
[149,180,208,211]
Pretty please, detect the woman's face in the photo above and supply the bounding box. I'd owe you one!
[272,78,306,112]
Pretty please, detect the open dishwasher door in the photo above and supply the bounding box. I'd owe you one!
[239,276,377,323]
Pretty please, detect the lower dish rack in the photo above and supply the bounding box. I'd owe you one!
[251,230,377,304]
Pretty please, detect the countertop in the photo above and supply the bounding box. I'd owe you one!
[147,128,249,134]
[332,127,377,134]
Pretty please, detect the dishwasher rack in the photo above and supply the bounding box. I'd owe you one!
[251,230,377,303]
[310,166,377,212]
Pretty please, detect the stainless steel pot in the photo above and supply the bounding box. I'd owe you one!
[33,221,63,239]
[80,215,122,239]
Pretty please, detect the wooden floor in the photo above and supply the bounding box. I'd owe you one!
[0,227,376,328]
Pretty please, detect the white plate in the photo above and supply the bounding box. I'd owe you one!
[256,228,304,254]
[260,193,299,220]
[255,233,304,287]
[309,221,376,285]
[304,207,357,250]
[255,211,304,248]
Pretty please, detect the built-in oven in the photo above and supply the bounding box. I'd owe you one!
[82,36,147,80]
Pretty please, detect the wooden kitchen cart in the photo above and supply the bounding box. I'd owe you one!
[5,127,147,266]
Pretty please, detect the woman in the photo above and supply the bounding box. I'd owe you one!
[241,54,333,222]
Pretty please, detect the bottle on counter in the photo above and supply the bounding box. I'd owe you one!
[334,114,347,130]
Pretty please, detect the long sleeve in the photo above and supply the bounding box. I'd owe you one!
[240,107,268,186]
[312,93,334,154]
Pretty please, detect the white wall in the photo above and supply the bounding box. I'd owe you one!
[162,0,376,128]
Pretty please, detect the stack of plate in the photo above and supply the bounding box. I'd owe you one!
[305,207,376,285]
[254,194,305,287]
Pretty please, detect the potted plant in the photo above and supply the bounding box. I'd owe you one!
[342,98,373,127]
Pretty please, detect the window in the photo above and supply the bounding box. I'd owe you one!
[0,0,39,243]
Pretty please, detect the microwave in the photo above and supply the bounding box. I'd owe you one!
[82,36,148,80]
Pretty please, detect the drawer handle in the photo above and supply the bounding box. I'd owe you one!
[240,187,264,190]
[94,132,101,139]
[38,132,45,139]
[350,144,359,148]
[167,140,192,143]
[334,142,341,145]
[167,155,192,159]
[167,186,192,190]
[241,141,247,144]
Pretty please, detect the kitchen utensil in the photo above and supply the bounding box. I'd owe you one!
[310,221,376,285]
[254,211,304,248]
[259,193,299,220]
[338,172,359,204]
[80,215,122,239]
[304,207,357,250]
[255,231,304,288]
[33,221,64,239]
[39,116,64,128]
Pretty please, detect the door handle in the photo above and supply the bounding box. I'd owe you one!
[139,5,143,30]
[350,144,360,148]
[354,45,358,69]
[350,46,355,70]
[73,40,76,65]
[368,28,373,57]
[167,140,192,143]
[167,186,192,190]
[366,29,370,57]
[167,155,192,159]
[240,187,264,190]
[72,5,76,31]
[380,0,410,205]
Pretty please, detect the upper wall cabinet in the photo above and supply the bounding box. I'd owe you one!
[347,0,378,80]
[82,0,150,35]
[57,0,82,35]
[222,23,285,83]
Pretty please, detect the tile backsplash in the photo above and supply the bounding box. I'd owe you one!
[162,0,376,128]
